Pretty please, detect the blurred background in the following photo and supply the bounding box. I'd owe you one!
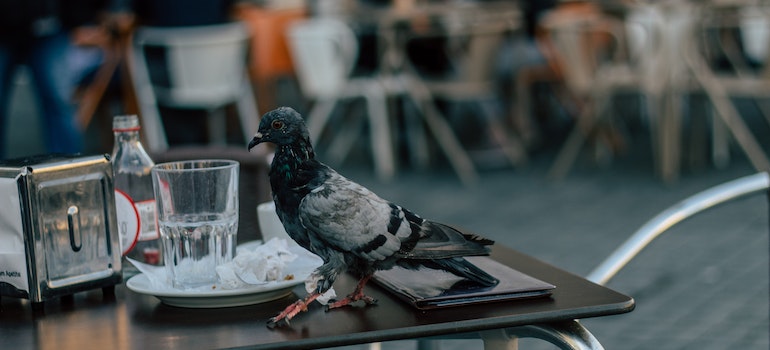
[2,0,769,349]
[7,0,770,183]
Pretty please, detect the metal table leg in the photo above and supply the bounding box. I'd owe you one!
[481,320,605,350]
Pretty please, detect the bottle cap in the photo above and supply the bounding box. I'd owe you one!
[113,115,141,132]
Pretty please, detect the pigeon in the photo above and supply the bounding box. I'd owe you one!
[248,107,497,328]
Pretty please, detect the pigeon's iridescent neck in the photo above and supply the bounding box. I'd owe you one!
[270,139,314,180]
[280,138,314,162]
[268,140,316,224]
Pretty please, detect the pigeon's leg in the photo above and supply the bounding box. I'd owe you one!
[326,274,378,310]
[267,292,322,328]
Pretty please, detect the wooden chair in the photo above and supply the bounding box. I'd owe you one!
[690,3,770,173]
[416,15,529,169]
[539,3,662,180]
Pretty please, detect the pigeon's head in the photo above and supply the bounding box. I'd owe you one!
[248,107,311,151]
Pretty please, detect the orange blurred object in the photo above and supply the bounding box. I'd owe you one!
[235,5,307,111]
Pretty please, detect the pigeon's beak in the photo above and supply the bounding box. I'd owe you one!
[248,132,263,151]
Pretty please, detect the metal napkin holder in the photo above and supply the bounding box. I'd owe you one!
[0,154,122,305]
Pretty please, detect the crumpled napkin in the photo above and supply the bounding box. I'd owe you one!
[216,238,297,289]
[128,257,170,291]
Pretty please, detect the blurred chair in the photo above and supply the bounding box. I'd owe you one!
[588,171,769,285]
[287,17,395,181]
[690,3,770,173]
[376,18,480,186]
[539,4,663,180]
[128,21,259,153]
[73,14,139,151]
[416,17,528,168]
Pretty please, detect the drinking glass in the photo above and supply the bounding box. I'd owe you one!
[152,159,239,289]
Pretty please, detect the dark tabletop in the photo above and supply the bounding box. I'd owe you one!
[0,246,634,350]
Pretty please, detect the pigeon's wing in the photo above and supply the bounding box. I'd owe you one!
[402,222,493,259]
[298,173,421,262]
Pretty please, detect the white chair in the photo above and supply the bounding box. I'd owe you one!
[128,21,259,152]
[287,18,395,181]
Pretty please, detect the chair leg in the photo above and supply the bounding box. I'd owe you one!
[548,123,587,180]
[128,42,169,152]
[325,111,365,166]
[711,103,730,169]
[548,86,616,180]
[694,67,770,174]
[364,88,396,181]
[658,88,682,183]
[547,103,599,180]
[401,96,430,170]
[644,93,663,177]
[324,91,395,182]
[682,30,770,175]
[306,98,338,147]
[478,100,529,167]
[756,99,770,127]
[236,76,260,141]
[77,49,119,130]
[400,75,478,186]
[206,107,227,146]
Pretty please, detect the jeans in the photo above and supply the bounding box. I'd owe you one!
[0,31,84,158]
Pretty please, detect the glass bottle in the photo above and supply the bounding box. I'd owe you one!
[111,115,161,279]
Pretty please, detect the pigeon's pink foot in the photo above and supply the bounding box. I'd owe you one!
[326,274,378,310]
[267,292,321,328]
[326,292,378,310]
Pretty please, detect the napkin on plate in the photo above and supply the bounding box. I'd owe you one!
[216,237,297,289]
[127,238,336,303]
[128,238,301,291]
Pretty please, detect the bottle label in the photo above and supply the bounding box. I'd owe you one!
[135,199,159,241]
[114,190,140,256]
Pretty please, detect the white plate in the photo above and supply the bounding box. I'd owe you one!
[126,274,300,308]
[126,241,320,308]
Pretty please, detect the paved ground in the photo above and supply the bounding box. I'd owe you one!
[7,69,769,349]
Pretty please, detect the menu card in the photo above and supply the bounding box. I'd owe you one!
[373,256,555,310]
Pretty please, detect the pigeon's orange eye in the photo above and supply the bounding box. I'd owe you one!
[271,120,284,130]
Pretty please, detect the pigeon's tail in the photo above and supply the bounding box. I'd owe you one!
[406,221,494,259]
[396,221,498,287]
[425,257,499,287]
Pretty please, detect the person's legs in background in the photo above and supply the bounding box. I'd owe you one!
[0,38,22,158]
[27,32,83,154]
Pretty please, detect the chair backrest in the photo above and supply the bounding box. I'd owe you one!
[587,172,770,285]
[539,9,603,96]
[539,5,661,96]
[132,22,251,108]
[286,18,359,99]
[440,19,510,84]
[739,4,770,67]
[623,4,665,93]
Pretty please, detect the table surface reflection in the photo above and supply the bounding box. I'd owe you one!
[0,246,633,350]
